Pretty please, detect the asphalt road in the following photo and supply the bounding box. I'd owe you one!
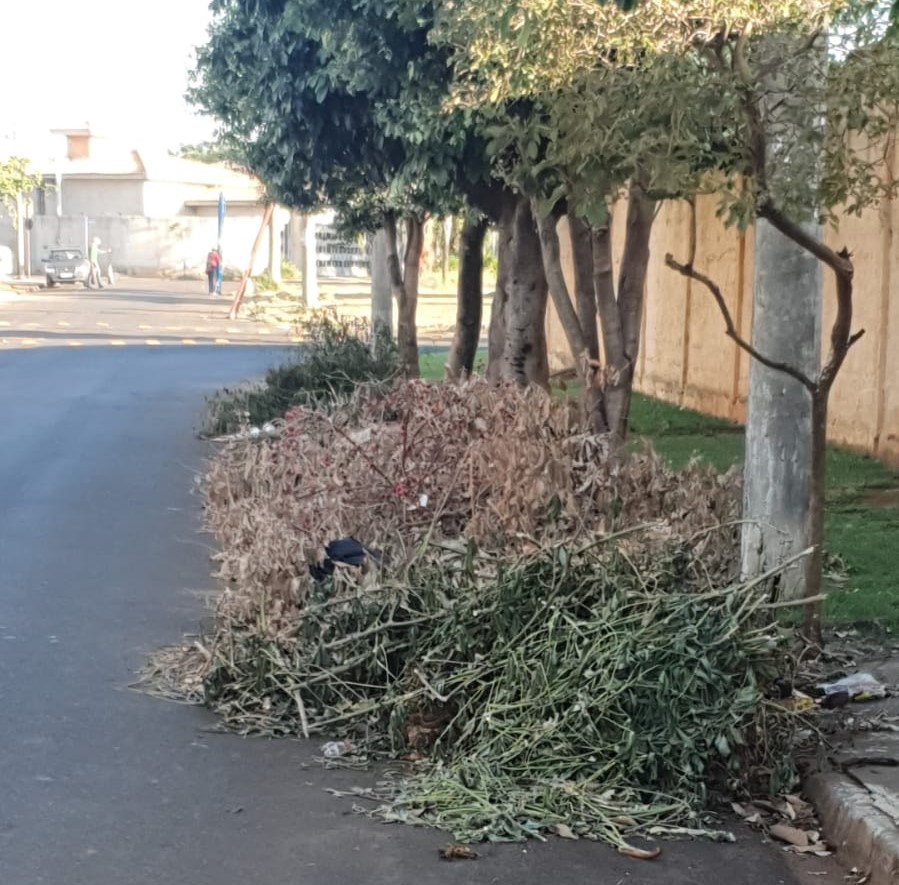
[0,276,294,349]
[0,285,842,884]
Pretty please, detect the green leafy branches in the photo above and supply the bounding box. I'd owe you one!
[0,157,44,223]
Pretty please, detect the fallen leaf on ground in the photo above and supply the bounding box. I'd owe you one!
[769,824,809,847]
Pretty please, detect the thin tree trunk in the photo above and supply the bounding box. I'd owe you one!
[400,217,423,378]
[503,195,548,387]
[229,201,275,319]
[569,215,599,362]
[665,237,860,646]
[534,204,605,427]
[370,226,392,343]
[384,214,421,378]
[447,216,488,379]
[568,214,609,431]
[606,186,654,442]
[487,196,516,382]
[804,394,827,646]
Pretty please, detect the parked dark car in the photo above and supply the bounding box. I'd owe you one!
[43,248,90,287]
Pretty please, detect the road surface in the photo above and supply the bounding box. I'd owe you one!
[0,276,295,349]
[0,283,841,884]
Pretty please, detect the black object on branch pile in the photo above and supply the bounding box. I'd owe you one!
[309,537,382,582]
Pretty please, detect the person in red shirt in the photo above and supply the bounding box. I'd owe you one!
[205,248,221,295]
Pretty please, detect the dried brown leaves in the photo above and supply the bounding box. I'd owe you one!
[200,379,740,641]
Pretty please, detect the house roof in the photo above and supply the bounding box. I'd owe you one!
[48,131,262,199]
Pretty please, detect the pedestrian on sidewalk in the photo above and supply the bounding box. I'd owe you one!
[87,237,105,289]
[205,248,221,295]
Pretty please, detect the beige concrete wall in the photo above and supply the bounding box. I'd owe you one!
[31,212,273,277]
[550,187,899,464]
[61,179,144,216]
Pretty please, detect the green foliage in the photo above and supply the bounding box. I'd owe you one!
[0,157,44,222]
[203,311,399,434]
[202,541,791,845]
[437,1,899,227]
[251,271,279,293]
[281,258,301,280]
[190,0,494,231]
[173,141,241,166]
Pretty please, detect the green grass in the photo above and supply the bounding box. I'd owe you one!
[419,348,488,381]
[628,400,899,629]
[418,347,899,629]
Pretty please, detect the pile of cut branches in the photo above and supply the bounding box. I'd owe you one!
[137,379,795,853]
[194,541,793,852]
[202,379,741,636]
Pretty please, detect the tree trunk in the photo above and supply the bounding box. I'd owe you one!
[487,195,516,382]
[370,226,393,342]
[502,195,548,387]
[740,30,826,604]
[384,215,423,378]
[534,205,605,428]
[568,215,609,431]
[302,214,319,308]
[569,215,599,362]
[804,393,827,645]
[442,216,454,284]
[401,217,423,378]
[741,219,821,601]
[447,216,488,379]
[605,186,654,443]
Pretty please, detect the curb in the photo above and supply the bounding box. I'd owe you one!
[805,772,899,885]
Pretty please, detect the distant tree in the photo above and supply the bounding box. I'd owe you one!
[0,156,43,223]
[0,156,44,275]
[173,141,239,166]
[191,0,492,377]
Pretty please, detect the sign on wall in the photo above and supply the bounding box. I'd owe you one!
[315,225,370,277]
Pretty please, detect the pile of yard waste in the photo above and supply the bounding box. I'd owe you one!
[203,379,741,604]
[141,379,802,854]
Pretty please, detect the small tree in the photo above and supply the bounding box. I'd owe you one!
[437,0,899,640]
[662,12,899,643]
[0,157,43,275]
[191,0,431,375]
[434,1,768,438]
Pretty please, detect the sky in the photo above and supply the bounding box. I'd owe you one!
[2,0,216,160]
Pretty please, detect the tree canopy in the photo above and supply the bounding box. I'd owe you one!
[0,156,44,222]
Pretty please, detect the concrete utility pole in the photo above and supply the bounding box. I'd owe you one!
[302,215,319,308]
[370,227,392,338]
[268,210,282,285]
[741,35,823,600]
[742,222,821,598]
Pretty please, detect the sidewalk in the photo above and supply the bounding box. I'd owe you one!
[805,655,899,885]
[0,274,45,295]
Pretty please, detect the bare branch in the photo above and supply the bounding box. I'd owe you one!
[758,204,854,278]
[664,253,816,392]
[733,25,754,88]
[818,245,860,392]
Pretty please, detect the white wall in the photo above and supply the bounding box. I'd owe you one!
[0,204,15,252]
[53,179,144,217]
[142,180,231,217]
[31,213,275,277]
